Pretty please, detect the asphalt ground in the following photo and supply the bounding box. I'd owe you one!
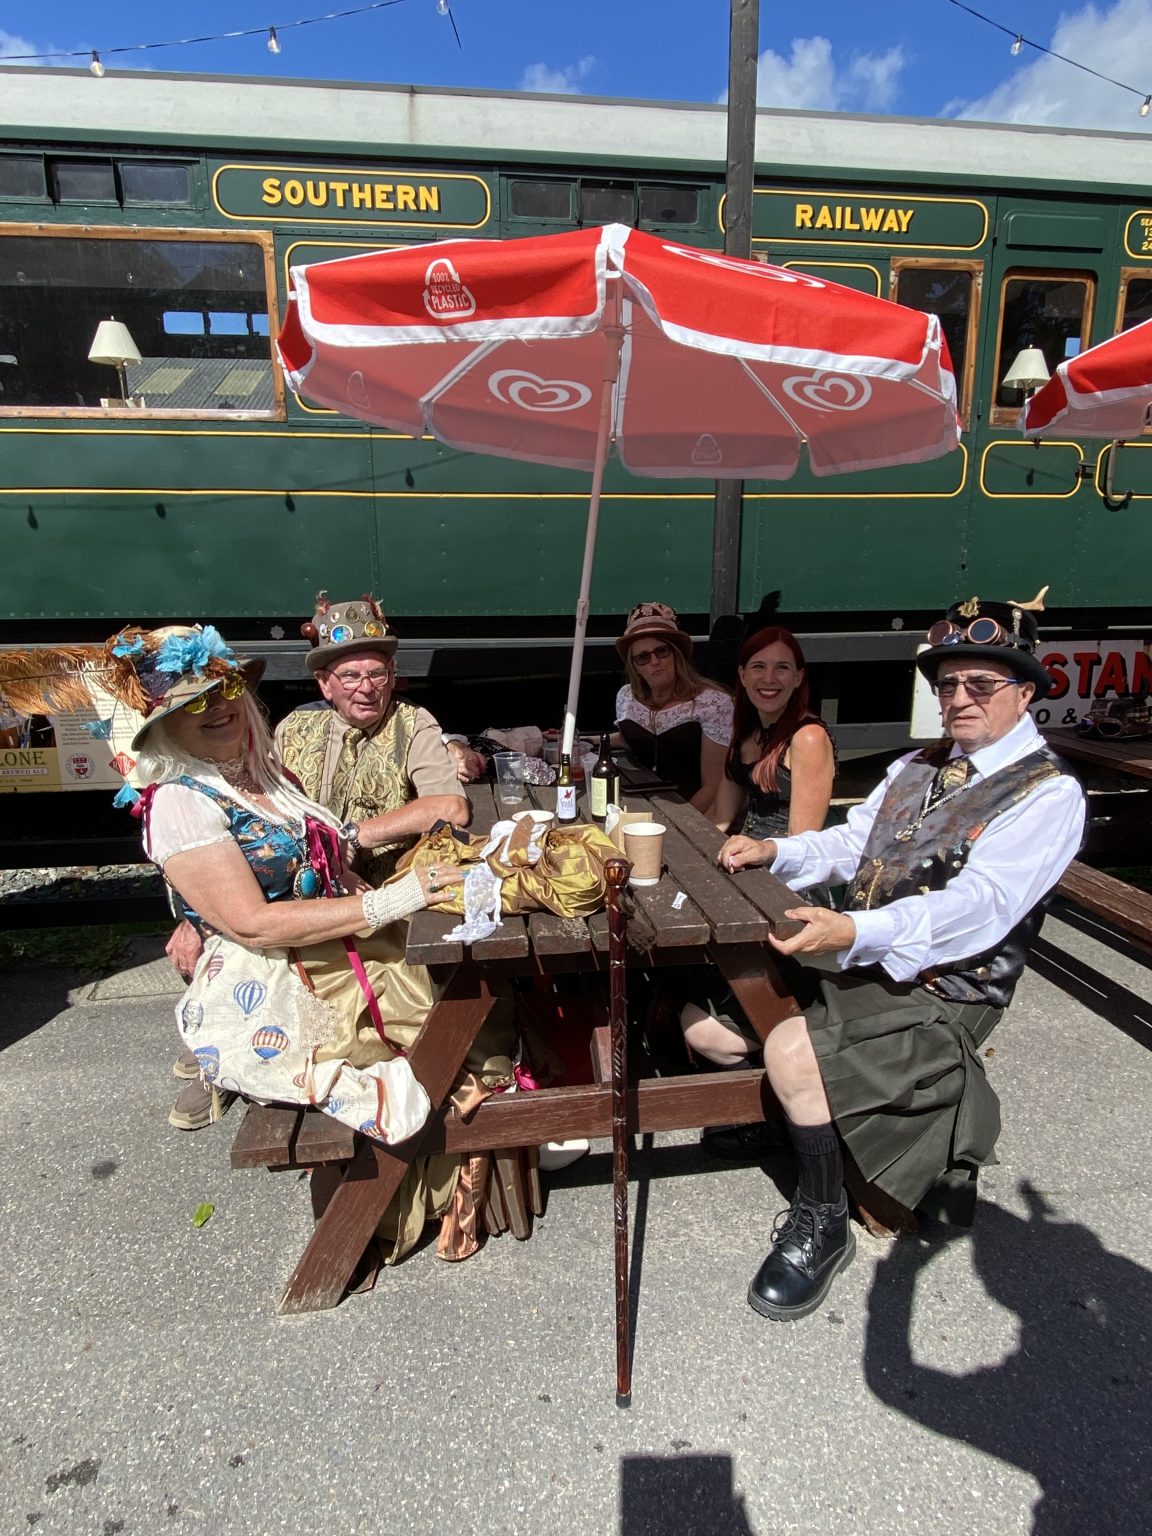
[1,912,1149,1536]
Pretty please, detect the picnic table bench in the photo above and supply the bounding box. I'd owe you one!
[228,765,905,1399]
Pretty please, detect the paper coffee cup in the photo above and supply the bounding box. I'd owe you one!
[623,821,665,886]
[512,809,555,829]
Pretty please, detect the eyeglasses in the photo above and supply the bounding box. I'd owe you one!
[931,674,1023,701]
[631,644,673,667]
[182,674,246,713]
[330,668,391,691]
[927,617,1017,648]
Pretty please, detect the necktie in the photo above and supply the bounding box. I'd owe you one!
[329,725,365,818]
[926,754,972,810]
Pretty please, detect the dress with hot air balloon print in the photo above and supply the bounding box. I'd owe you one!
[146,775,438,1146]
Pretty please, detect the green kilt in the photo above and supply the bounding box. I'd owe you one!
[798,956,1002,1220]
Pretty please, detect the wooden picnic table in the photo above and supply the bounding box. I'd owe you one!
[269,764,818,1399]
[1044,726,1152,782]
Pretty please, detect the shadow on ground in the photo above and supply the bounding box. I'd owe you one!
[620,1452,756,1534]
[865,1179,1152,1534]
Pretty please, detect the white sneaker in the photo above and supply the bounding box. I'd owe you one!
[538,1139,590,1172]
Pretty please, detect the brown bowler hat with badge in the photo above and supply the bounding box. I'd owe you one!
[915,586,1053,699]
[300,591,398,673]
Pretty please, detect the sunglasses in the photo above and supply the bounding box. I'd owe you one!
[927,617,1017,648]
[631,643,673,667]
[181,673,247,713]
[931,674,1022,701]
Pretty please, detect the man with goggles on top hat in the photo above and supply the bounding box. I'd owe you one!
[719,587,1085,1323]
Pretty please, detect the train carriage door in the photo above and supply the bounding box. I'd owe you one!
[972,203,1111,607]
[889,258,982,434]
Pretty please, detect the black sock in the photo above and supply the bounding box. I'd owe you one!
[787,1121,843,1205]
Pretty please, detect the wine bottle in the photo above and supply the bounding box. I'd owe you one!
[589,732,619,821]
[555,753,578,822]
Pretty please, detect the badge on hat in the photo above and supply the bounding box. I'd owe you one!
[301,590,398,673]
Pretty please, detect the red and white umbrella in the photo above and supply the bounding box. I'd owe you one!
[1021,317,1152,440]
[278,223,959,755]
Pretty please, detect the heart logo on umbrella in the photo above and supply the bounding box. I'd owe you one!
[782,372,873,413]
[488,369,592,413]
[423,258,476,319]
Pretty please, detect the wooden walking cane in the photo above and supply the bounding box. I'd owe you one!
[604,856,632,1407]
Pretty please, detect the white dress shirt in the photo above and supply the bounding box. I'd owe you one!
[770,715,1086,983]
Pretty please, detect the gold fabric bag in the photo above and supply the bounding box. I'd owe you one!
[394,818,619,919]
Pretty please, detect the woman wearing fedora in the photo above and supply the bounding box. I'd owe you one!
[0,623,517,1264]
[614,602,733,810]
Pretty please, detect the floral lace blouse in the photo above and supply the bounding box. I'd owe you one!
[614,686,733,745]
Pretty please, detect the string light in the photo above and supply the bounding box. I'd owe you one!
[4,0,416,66]
[947,2,1152,120]
[437,0,450,14]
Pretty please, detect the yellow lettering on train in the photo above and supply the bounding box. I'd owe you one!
[896,208,913,232]
[350,183,372,208]
[396,184,417,211]
[418,186,440,213]
[814,205,835,230]
[794,203,814,229]
[305,180,327,208]
[859,207,884,231]
[373,184,395,211]
[327,181,348,207]
[283,179,305,207]
[261,177,283,206]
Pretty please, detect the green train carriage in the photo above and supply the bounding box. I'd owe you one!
[1,68,1151,826]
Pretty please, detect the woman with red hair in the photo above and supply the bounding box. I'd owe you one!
[705,626,835,844]
[683,627,835,1113]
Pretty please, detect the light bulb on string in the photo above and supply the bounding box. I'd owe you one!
[89,50,105,77]
[1010,35,1023,57]
[437,0,450,15]
[267,27,281,54]
[1142,95,1151,116]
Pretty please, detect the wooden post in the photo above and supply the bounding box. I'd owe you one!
[605,855,632,1407]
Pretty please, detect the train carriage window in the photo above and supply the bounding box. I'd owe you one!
[0,156,47,200]
[509,180,573,220]
[120,161,193,206]
[892,259,981,427]
[638,186,699,227]
[993,271,1093,419]
[0,230,281,418]
[1118,271,1152,329]
[580,181,635,226]
[50,159,117,203]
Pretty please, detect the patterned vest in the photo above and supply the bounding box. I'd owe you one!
[278,700,423,885]
[843,743,1068,1008]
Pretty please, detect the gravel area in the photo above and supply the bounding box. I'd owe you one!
[0,864,164,905]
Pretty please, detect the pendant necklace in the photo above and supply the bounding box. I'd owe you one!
[212,752,263,798]
[894,777,976,843]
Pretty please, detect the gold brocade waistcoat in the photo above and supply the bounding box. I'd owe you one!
[278,701,422,885]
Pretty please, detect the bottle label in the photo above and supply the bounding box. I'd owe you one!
[556,783,578,821]
[589,776,608,819]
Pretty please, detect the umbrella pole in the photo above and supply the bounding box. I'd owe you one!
[561,284,624,762]
[604,855,632,1407]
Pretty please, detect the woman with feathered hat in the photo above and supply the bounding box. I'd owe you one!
[0,625,512,1246]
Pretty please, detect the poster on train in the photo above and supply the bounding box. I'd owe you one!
[0,706,127,794]
[909,639,1150,740]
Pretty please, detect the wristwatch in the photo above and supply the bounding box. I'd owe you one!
[341,820,363,857]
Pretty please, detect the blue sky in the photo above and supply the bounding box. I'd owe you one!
[4,1,1152,130]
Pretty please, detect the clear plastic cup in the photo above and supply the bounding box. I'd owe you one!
[493,750,526,807]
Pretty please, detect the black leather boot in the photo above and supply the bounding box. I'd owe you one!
[747,1189,855,1321]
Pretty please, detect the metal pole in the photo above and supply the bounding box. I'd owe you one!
[710,0,760,628]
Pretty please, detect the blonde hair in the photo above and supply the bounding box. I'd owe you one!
[624,642,729,707]
[135,689,339,830]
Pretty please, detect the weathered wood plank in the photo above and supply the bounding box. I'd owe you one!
[628,874,710,947]
[294,1110,358,1166]
[654,793,804,939]
[472,914,530,961]
[528,912,592,955]
[405,908,464,967]
[230,1104,299,1169]
[1057,859,1152,950]
[659,821,772,943]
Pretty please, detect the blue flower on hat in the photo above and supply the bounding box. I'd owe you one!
[82,718,114,740]
[154,625,237,679]
[111,632,145,658]
[112,782,140,808]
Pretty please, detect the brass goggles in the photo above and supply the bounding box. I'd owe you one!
[927,617,1016,649]
[181,673,247,713]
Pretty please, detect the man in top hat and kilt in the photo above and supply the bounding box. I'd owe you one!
[720,590,1085,1322]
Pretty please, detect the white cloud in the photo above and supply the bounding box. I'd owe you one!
[948,0,1152,130]
[519,56,596,95]
[0,30,53,63]
[743,35,907,112]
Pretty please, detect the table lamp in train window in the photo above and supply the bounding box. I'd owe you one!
[1002,346,1051,399]
[88,317,141,406]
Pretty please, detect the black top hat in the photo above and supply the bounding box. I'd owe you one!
[915,590,1053,700]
